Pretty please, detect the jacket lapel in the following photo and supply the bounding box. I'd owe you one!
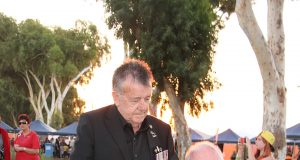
[104,106,131,160]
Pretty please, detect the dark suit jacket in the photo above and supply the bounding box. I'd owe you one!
[70,105,178,160]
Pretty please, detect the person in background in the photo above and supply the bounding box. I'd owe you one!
[69,136,75,152]
[59,138,66,158]
[50,137,55,157]
[14,114,40,160]
[60,138,69,158]
[0,117,11,160]
[290,145,300,160]
[54,138,60,158]
[236,130,275,160]
[71,58,178,160]
[185,141,224,160]
[41,136,50,153]
[50,137,55,144]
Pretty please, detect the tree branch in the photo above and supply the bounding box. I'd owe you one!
[23,71,38,113]
[29,70,48,117]
[235,0,277,81]
[267,0,285,78]
[62,65,91,99]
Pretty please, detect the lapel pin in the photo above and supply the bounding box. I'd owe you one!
[150,130,157,138]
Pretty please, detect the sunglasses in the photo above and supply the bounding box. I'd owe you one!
[18,121,28,125]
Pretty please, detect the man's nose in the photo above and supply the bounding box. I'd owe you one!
[139,99,149,110]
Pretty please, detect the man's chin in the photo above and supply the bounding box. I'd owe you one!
[133,116,146,123]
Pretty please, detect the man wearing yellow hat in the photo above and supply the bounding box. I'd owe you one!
[236,130,275,160]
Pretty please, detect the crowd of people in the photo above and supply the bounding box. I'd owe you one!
[40,136,75,159]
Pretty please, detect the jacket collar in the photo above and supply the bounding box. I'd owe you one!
[104,105,131,160]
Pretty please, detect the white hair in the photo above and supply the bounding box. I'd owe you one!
[185,141,224,160]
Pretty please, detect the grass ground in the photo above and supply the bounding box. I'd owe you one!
[10,147,68,160]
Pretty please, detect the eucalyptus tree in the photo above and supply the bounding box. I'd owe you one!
[16,19,58,122]
[0,13,31,126]
[44,21,110,126]
[236,0,286,159]
[103,0,233,158]
[0,14,110,127]
[0,78,30,127]
[19,20,109,126]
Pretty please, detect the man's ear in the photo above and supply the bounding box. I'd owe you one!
[112,91,120,106]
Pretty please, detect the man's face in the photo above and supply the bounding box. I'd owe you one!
[113,78,152,128]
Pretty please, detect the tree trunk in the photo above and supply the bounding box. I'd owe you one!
[235,0,286,159]
[149,87,160,116]
[124,41,129,58]
[29,71,55,124]
[23,71,44,122]
[164,78,191,160]
[47,76,56,125]
[23,66,91,126]
[54,66,91,125]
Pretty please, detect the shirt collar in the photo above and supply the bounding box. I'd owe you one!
[113,105,149,132]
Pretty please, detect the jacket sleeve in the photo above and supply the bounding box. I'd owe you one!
[0,128,11,160]
[70,114,94,160]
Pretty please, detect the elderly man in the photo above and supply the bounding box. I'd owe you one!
[71,59,178,160]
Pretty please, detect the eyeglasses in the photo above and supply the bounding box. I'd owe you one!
[18,121,28,125]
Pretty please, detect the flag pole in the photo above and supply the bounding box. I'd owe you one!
[215,128,219,144]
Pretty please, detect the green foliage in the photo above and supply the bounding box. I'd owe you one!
[48,45,65,63]
[53,21,110,83]
[0,78,30,127]
[0,14,32,125]
[210,0,236,15]
[62,88,84,125]
[104,0,223,116]
[0,13,19,75]
[0,13,110,126]
[17,19,55,74]
[63,61,79,78]
[51,108,64,129]
[47,45,65,75]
